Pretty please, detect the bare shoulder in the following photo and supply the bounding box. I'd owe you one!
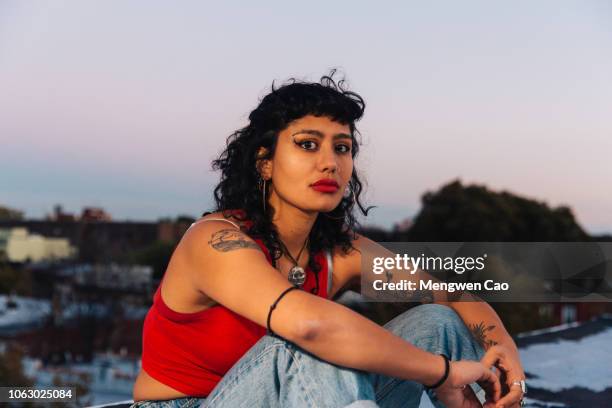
[192,210,251,231]
[158,210,264,312]
[172,211,319,343]
[178,211,262,262]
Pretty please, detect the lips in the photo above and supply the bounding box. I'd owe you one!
[311,179,339,193]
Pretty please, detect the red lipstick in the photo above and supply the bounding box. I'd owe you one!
[311,178,339,193]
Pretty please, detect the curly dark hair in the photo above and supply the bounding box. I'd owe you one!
[207,71,374,295]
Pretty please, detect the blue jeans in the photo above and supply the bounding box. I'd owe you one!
[132,304,485,408]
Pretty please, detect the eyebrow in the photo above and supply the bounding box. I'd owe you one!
[290,129,352,140]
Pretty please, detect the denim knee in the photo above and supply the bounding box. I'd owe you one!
[418,303,476,340]
[386,303,462,333]
[414,304,464,328]
[384,303,482,359]
[205,334,377,407]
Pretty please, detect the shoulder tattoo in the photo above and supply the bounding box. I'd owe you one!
[208,229,260,252]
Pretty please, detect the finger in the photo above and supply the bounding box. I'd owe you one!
[495,387,523,408]
[494,362,515,396]
[479,367,502,402]
[481,348,502,367]
[462,385,482,407]
[478,379,497,403]
[492,365,502,380]
[494,352,525,386]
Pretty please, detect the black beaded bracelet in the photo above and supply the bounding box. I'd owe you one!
[266,286,299,336]
[425,354,450,389]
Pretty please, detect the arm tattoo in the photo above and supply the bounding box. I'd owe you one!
[469,321,498,350]
[208,229,260,252]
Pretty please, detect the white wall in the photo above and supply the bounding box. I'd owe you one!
[0,228,77,263]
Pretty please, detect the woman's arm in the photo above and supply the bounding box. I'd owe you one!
[344,234,525,407]
[346,234,520,354]
[177,221,499,398]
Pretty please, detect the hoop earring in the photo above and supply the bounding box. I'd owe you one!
[260,178,267,212]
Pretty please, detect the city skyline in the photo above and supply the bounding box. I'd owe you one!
[0,176,605,237]
[2,1,611,233]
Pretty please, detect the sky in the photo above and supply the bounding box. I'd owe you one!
[1,1,611,233]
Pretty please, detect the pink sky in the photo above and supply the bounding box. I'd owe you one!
[1,1,611,233]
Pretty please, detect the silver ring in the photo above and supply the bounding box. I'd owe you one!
[511,379,527,394]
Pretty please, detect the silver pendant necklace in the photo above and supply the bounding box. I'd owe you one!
[279,237,309,287]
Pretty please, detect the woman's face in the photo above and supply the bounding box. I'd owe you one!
[264,115,354,214]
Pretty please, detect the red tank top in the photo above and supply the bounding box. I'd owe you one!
[141,235,330,397]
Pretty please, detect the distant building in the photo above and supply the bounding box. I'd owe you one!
[539,302,612,325]
[157,217,194,243]
[48,204,77,222]
[81,207,112,222]
[0,228,77,263]
[0,214,196,263]
[62,263,153,292]
[44,205,111,222]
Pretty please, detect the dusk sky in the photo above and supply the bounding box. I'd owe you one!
[1,1,611,233]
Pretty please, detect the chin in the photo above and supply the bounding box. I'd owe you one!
[299,191,343,212]
[313,199,343,213]
[300,203,336,213]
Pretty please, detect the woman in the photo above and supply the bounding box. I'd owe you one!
[132,73,526,408]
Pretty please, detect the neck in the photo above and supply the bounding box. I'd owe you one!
[268,193,317,255]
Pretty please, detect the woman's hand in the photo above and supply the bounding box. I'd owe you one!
[434,360,501,408]
[481,345,526,408]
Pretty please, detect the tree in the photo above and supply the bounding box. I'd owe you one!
[361,180,593,333]
[0,205,24,220]
[0,265,19,294]
[0,265,33,296]
[403,179,588,242]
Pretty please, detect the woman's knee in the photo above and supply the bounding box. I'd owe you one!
[260,335,377,406]
[413,303,464,328]
[385,304,470,343]
[386,303,460,329]
[384,304,484,360]
[257,335,367,380]
[206,334,376,407]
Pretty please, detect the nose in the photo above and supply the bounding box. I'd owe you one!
[318,144,338,174]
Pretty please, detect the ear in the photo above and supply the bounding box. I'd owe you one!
[256,147,273,180]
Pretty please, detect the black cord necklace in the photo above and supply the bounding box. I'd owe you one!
[278,237,309,287]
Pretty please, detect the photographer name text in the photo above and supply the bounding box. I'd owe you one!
[371,279,510,292]
[370,254,510,292]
